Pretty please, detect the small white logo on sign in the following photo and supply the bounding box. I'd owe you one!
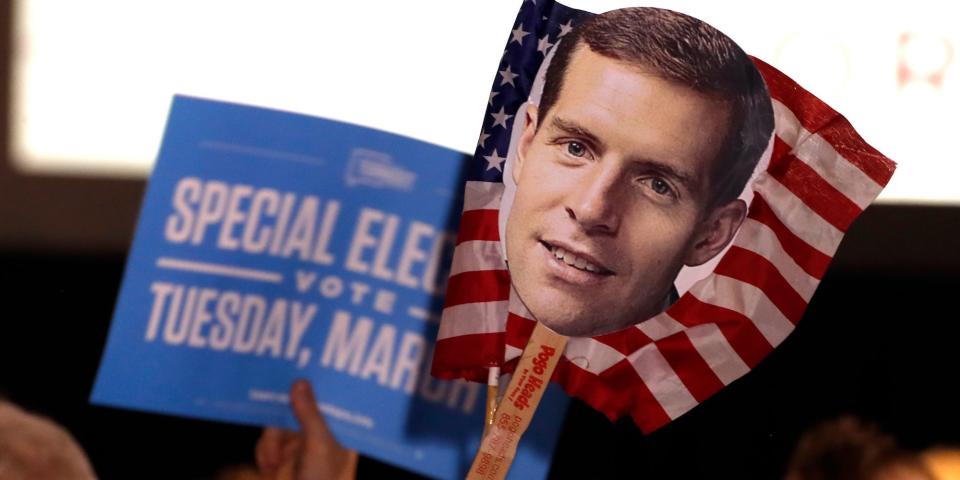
[345,148,416,191]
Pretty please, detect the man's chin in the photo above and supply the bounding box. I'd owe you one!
[514,283,632,336]
[530,304,645,337]
[534,312,600,338]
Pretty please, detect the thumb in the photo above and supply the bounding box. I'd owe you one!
[290,379,333,442]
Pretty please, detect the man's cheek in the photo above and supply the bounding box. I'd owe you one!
[532,171,578,204]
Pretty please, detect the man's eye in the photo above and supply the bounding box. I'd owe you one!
[651,178,671,195]
[566,141,587,157]
[641,177,675,198]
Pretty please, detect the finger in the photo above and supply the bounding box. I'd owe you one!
[255,427,286,473]
[289,379,333,442]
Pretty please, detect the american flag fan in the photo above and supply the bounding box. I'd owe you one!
[432,1,896,433]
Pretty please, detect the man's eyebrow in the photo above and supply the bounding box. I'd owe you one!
[549,117,602,148]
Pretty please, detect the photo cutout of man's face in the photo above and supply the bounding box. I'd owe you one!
[503,7,773,337]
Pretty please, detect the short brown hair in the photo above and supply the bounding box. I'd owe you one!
[538,7,773,206]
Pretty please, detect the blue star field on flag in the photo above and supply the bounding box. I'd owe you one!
[468,1,589,183]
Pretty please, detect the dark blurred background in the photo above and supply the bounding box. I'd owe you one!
[2,2,958,479]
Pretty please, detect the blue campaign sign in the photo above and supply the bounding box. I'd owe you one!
[91,96,568,479]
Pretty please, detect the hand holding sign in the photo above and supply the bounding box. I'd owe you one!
[255,380,358,480]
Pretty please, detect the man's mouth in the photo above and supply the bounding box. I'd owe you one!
[541,241,613,275]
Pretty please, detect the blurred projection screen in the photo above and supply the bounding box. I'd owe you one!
[10,0,959,203]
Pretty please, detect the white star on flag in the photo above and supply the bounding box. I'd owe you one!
[558,19,574,37]
[510,24,530,45]
[477,131,491,149]
[488,90,499,106]
[484,149,506,172]
[489,107,513,129]
[537,35,554,54]
[498,65,519,87]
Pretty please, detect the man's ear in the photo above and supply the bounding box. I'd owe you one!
[513,104,539,185]
[683,199,747,267]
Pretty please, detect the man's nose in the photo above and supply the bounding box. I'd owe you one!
[565,165,622,234]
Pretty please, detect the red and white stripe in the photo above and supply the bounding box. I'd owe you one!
[432,58,895,432]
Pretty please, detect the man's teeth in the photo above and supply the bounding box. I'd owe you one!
[550,246,600,273]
